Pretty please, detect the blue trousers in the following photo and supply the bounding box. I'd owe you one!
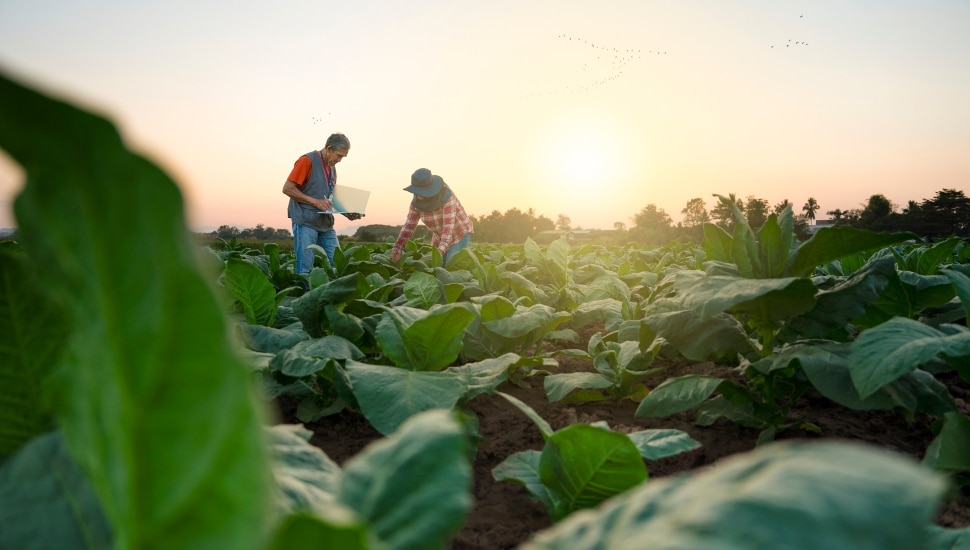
[292,222,338,274]
[444,233,472,265]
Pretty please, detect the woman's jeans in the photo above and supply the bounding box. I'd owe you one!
[293,222,338,274]
[444,233,472,265]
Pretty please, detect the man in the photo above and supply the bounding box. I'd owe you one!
[282,133,360,274]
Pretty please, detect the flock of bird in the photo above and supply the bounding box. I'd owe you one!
[522,14,810,99]
[772,15,809,49]
[522,34,660,98]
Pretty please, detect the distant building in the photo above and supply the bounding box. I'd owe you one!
[805,219,836,234]
[534,229,592,243]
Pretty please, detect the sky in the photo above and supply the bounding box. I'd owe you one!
[1,0,968,235]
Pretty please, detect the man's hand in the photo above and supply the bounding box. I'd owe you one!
[317,198,333,211]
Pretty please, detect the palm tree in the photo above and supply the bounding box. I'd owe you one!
[802,197,820,225]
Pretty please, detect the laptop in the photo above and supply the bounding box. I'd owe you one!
[317,185,370,216]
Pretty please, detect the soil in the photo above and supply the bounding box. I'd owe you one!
[271,326,970,549]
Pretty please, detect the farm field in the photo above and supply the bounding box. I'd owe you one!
[277,331,970,549]
[5,71,970,550]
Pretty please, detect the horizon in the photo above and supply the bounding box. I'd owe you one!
[1,1,968,234]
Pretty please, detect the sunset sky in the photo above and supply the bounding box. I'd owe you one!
[1,1,968,235]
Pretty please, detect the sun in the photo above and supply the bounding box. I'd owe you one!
[534,114,626,197]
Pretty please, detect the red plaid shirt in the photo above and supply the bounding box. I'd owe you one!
[393,194,474,255]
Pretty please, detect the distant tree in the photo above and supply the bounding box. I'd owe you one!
[681,197,710,228]
[216,225,240,240]
[773,199,792,215]
[614,221,627,232]
[802,197,820,224]
[556,214,572,231]
[711,193,743,232]
[859,194,895,230]
[792,213,812,241]
[920,188,970,238]
[744,196,770,230]
[631,204,673,245]
[472,208,555,243]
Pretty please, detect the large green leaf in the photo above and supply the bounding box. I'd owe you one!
[344,362,466,435]
[626,429,701,460]
[786,227,919,277]
[944,268,970,321]
[483,303,572,340]
[267,513,374,550]
[850,317,970,398]
[402,271,445,308]
[914,235,964,275]
[544,372,612,402]
[635,375,725,418]
[271,335,364,377]
[779,255,895,341]
[492,450,555,514]
[0,431,112,548]
[540,424,648,521]
[291,273,364,337]
[702,223,733,263]
[923,411,970,474]
[642,310,754,362]
[0,244,65,459]
[225,257,278,326]
[756,342,954,416]
[324,304,366,343]
[757,212,788,279]
[267,424,342,514]
[1,72,272,549]
[668,271,815,320]
[376,304,476,371]
[582,274,632,302]
[525,237,570,288]
[444,353,518,401]
[238,324,309,354]
[339,409,472,550]
[522,440,946,549]
[899,271,958,311]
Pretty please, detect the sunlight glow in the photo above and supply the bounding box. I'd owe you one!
[534,114,628,197]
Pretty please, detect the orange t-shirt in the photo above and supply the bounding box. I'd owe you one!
[287,154,332,187]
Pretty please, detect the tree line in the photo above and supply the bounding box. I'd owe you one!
[206,187,968,245]
[628,187,969,245]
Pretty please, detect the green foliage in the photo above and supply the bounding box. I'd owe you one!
[543,332,664,403]
[0,71,273,549]
[521,440,950,550]
[494,392,698,522]
[0,432,112,548]
[0,243,65,460]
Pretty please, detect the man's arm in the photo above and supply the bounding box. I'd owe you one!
[282,180,332,212]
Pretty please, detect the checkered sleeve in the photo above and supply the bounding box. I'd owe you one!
[436,198,459,254]
[393,204,421,253]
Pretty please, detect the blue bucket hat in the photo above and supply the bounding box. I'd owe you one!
[404,168,445,196]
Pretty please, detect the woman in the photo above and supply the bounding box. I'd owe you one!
[391,168,474,265]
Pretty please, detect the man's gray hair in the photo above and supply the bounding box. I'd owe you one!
[326,133,350,151]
